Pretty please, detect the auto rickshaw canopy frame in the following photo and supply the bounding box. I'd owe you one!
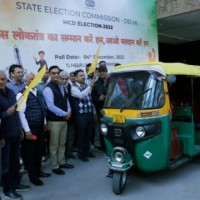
[112,61,200,77]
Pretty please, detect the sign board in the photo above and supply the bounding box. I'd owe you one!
[0,0,158,73]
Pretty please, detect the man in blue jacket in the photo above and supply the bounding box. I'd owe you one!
[0,70,30,200]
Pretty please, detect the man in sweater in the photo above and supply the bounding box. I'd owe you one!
[17,73,51,186]
[71,69,95,162]
[36,66,50,162]
[43,66,73,175]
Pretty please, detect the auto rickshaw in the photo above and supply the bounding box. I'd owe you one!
[100,61,200,194]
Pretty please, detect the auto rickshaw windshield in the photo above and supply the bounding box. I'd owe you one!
[104,70,165,110]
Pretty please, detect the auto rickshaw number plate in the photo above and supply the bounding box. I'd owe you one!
[113,115,126,123]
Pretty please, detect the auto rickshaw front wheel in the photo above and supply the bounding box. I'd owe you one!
[112,171,127,194]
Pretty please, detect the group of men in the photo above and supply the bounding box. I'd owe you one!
[0,60,108,200]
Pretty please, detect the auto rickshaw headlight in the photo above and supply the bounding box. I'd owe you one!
[100,123,108,135]
[112,147,127,163]
[136,126,145,137]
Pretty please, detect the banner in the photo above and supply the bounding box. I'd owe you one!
[0,0,158,73]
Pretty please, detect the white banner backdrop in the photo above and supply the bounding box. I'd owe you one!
[0,0,158,73]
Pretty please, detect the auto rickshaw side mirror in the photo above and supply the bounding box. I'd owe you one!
[167,75,176,88]
[167,75,176,84]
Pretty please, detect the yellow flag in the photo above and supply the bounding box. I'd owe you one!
[16,65,46,111]
[88,43,102,75]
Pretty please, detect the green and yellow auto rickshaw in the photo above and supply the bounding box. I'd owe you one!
[100,61,200,194]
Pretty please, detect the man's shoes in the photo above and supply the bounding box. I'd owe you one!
[79,157,89,162]
[30,179,44,186]
[87,152,96,158]
[52,168,65,175]
[38,171,51,177]
[15,184,31,192]
[4,191,23,200]
[60,163,74,169]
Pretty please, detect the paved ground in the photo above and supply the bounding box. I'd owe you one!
[1,149,200,200]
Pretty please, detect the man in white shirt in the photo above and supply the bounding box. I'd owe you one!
[17,73,51,186]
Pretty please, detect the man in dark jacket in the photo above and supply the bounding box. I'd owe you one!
[0,70,30,200]
[17,73,51,186]
[43,66,73,175]
[92,62,108,151]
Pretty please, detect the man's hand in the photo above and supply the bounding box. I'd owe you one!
[44,124,48,132]
[0,138,5,148]
[25,131,32,140]
[7,106,15,116]
[99,95,105,101]
[20,130,24,140]
[64,112,71,120]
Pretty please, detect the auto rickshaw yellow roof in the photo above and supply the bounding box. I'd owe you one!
[112,61,200,77]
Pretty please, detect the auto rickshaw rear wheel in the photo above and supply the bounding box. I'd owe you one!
[112,171,127,194]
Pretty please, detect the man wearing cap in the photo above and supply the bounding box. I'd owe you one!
[92,61,108,152]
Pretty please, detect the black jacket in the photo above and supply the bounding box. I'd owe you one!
[45,81,69,121]
[0,87,22,138]
[92,78,107,117]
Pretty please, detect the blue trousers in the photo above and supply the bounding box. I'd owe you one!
[2,136,21,193]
